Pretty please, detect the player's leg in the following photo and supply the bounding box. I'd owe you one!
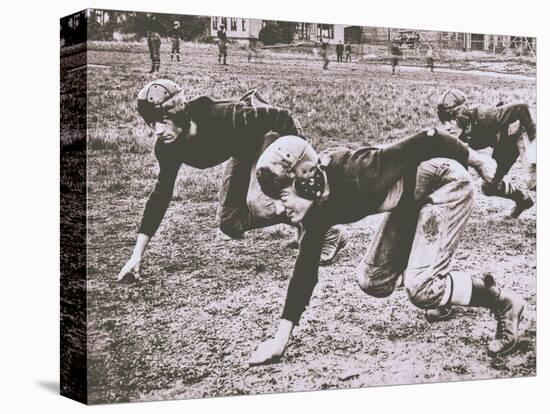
[147,38,155,73]
[217,156,257,239]
[356,207,418,298]
[405,159,474,311]
[482,137,533,218]
[153,38,161,72]
[404,159,525,356]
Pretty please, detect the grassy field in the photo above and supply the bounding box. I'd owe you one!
[84,41,536,403]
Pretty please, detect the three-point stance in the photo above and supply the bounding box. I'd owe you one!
[248,130,525,365]
[437,89,536,218]
[117,79,349,282]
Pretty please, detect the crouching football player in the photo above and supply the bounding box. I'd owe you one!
[249,129,526,365]
[437,89,536,218]
[117,79,349,282]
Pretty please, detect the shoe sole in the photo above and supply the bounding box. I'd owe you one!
[488,302,525,357]
[319,232,350,266]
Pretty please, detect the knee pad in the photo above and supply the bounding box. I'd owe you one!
[246,192,280,220]
[356,264,396,298]
[404,277,431,309]
[404,269,449,309]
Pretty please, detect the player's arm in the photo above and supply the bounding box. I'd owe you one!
[497,103,537,141]
[379,128,496,183]
[249,223,326,365]
[117,158,180,282]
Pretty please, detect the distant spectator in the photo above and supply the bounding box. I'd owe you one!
[217,24,228,65]
[390,41,402,75]
[169,21,182,62]
[141,14,165,73]
[345,43,352,62]
[320,40,329,70]
[248,38,259,63]
[336,41,344,63]
[426,45,434,72]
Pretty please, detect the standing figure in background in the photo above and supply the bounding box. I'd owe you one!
[345,43,352,62]
[141,13,165,73]
[248,38,259,63]
[336,41,344,63]
[217,24,228,65]
[426,45,434,72]
[169,20,182,62]
[390,41,402,75]
[320,40,330,70]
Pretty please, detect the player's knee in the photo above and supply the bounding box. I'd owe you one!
[404,269,437,309]
[356,263,396,298]
[246,192,276,220]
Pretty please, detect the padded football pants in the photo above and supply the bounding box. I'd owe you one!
[356,158,474,309]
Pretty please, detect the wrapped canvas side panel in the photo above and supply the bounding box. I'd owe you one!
[60,9,88,405]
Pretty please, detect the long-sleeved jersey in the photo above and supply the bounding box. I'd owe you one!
[138,96,301,237]
[457,102,536,150]
[280,129,470,325]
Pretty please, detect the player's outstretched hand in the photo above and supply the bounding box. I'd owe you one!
[468,148,497,183]
[248,319,294,366]
[117,255,142,283]
[248,338,286,366]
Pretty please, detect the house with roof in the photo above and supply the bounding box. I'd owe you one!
[210,17,346,44]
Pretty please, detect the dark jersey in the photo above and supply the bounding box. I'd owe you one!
[279,129,470,325]
[138,97,302,237]
[457,102,536,150]
[168,27,181,41]
[391,45,402,56]
[217,30,227,43]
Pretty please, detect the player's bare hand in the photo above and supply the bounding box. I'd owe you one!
[117,255,142,283]
[248,338,286,366]
[468,148,497,183]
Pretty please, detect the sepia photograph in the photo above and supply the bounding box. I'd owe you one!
[60,7,536,404]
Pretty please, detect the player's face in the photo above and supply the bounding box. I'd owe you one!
[280,186,314,224]
[151,116,182,144]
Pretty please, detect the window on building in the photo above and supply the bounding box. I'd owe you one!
[221,17,227,28]
[242,18,246,31]
[296,23,309,39]
[317,24,334,39]
[213,17,218,30]
[230,17,237,31]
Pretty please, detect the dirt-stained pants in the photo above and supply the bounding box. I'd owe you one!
[356,158,474,309]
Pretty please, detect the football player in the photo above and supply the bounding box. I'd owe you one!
[249,129,525,365]
[437,89,536,218]
[117,79,349,282]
